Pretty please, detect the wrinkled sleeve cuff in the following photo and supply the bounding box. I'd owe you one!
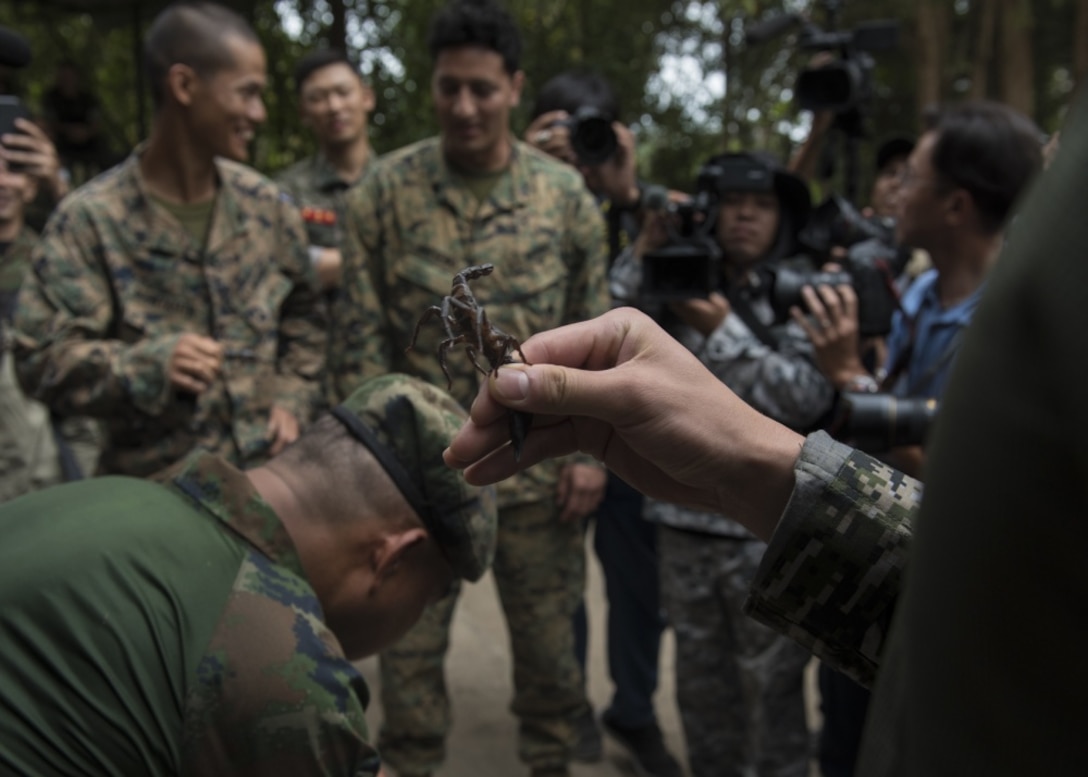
[116,333,181,416]
[745,431,920,688]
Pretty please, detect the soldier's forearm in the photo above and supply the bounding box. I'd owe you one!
[16,333,180,418]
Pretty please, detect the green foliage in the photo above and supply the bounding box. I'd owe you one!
[0,0,1077,194]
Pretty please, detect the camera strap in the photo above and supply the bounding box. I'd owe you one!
[726,285,784,352]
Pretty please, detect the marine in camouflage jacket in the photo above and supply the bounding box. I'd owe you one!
[331,137,609,508]
[745,431,917,689]
[0,226,101,494]
[276,151,370,250]
[0,450,378,775]
[0,226,37,322]
[12,152,326,477]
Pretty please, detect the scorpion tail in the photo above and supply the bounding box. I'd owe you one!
[508,410,533,462]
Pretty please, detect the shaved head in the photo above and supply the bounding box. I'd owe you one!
[144,1,260,109]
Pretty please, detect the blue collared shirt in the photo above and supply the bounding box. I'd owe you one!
[884,269,983,398]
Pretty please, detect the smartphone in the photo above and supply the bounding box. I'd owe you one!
[0,95,31,173]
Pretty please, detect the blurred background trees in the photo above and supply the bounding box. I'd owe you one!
[0,0,1080,193]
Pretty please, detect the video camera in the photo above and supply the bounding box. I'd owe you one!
[559,106,617,166]
[639,155,784,303]
[746,2,898,116]
[830,392,939,452]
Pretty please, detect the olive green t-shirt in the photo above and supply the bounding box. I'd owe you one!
[0,476,243,774]
[148,193,216,247]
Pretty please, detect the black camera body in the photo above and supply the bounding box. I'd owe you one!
[639,155,780,303]
[768,255,899,337]
[559,106,618,166]
[769,194,909,337]
[801,194,894,256]
[795,21,899,113]
[831,392,939,452]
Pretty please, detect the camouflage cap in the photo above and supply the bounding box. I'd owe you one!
[332,374,497,582]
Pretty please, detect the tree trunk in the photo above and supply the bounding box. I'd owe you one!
[330,0,349,54]
[999,0,1035,118]
[722,11,736,147]
[915,0,948,126]
[1075,0,1088,87]
[970,0,998,99]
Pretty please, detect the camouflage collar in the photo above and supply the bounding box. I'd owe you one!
[307,151,361,193]
[425,136,536,218]
[166,451,308,580]
[116,148,251,255]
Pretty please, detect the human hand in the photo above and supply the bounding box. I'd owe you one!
[557,463,607,522]
[790,283,868,390]
[444,309,803,540]
[312,246,342,291]
[167,334,224,394]
[267,405,300,455]
[669,292,730,337]
[524,110,575,165]
[1,118,68,199]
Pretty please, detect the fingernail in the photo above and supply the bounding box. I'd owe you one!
[493,366,529,401]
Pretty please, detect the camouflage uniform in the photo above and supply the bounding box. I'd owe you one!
[276,151,368,251]
[12,152,326,478]
[332,137,609,774]
[0,374,497,777]
[276,151,371,416]
[0,227,99,498]
[613,252,835,777]
[0,452,380,776]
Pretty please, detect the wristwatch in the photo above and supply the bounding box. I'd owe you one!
[844,374,880,393]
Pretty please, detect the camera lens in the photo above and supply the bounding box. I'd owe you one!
[569,110,617,165]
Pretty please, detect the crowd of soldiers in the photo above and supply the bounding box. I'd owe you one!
[0,0,1052,776]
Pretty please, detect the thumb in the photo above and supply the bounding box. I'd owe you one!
[491,363,617,422]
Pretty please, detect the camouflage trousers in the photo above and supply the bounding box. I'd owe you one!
[659,525,812,777]
[378,499,589,774]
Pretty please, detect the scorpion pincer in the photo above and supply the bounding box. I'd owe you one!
[408,263,533,461]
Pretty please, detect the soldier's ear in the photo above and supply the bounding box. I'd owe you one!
[373,527,428,585]
[509,70,525,108]
[166,63,199,108]
[361,81,376,115]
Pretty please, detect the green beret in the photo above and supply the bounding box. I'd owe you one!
[332,374,497,582]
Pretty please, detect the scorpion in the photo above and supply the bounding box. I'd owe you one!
[408,263,533,460]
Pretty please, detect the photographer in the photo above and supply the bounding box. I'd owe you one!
[613,151,833,777]
[525,70,641,263]
[794,101,1043,478]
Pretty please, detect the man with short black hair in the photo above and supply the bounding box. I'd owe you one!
[0,373,497,776]
[332,2,609,776]
[796,101,1043,478]
[278,49,375,293]
[14,1,324,478]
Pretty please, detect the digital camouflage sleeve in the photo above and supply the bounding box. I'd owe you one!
[745,431,919,688]
[171,453,380,777]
